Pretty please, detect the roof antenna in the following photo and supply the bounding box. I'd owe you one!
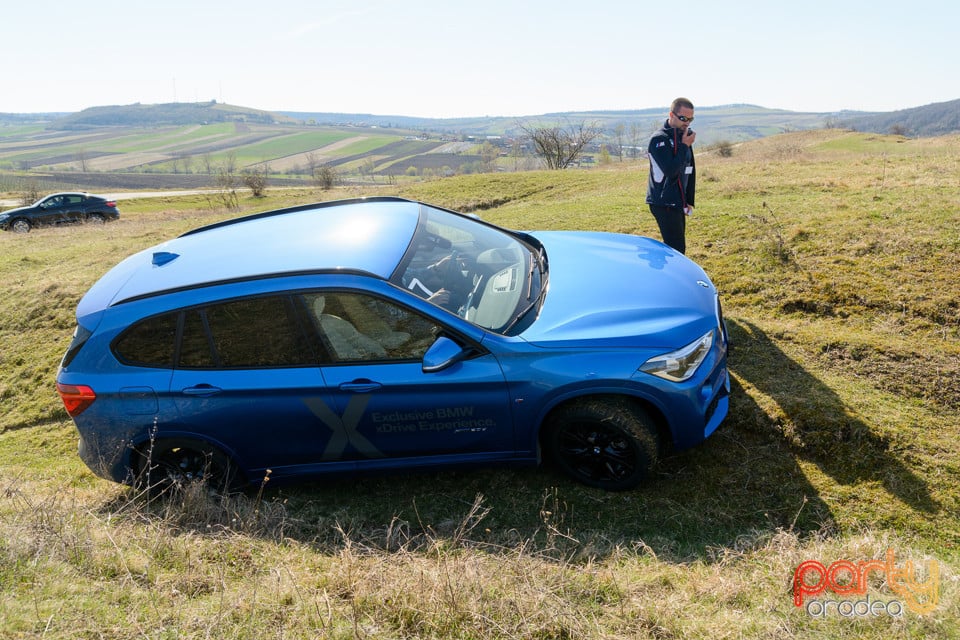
[152,252,179,266]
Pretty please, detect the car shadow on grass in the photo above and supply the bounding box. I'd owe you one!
[724,318,937,515]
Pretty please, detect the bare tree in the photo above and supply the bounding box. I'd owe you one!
[479,142,499,172]
[314,164,338,190]
[242,163,270,197]
[613,123,625,162]
[210,166,240,210]
[511,137,524,171]
[359,157,377,182]
[18,179,43,206]
[76,148,89,172]
[305,151,320,177]
[518,120,602,169]
[223,151,237,175]
[629,123,644,160]
[180,153,194,175]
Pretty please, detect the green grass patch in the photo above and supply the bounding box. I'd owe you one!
[96,123,238,153]
[213,130,358,163]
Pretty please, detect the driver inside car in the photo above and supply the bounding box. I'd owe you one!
[406,253,473,312]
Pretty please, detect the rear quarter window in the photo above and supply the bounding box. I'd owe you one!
[113,313,179,367]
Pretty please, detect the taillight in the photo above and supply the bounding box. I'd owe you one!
[57,383,97,417]
[105,201,117,208]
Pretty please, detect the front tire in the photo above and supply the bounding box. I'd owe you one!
[11,218,31,233]
[543,398,659,490]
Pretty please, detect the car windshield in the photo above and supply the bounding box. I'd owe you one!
[392,204,544,334]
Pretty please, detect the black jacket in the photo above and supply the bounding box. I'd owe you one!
[645,120,696,210]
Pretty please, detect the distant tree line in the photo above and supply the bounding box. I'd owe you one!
[839,99,960,137]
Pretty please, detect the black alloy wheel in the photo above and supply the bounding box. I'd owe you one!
[136,439,238,496]
[544,398,659,491]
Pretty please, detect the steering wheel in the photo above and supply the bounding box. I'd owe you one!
[451,250,485,318]
[448,250,476,290]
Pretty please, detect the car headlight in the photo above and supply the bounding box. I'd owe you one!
[639,330,714,382]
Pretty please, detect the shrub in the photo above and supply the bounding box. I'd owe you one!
[242,166,269,197]
[314,165,339,190]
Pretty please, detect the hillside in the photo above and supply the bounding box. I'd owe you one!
[1,100,958,197]
[840,98,960,136]
[48,101,292,129]
[0,129,958,638]
[281,103,845,141]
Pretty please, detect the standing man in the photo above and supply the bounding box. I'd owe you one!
[646,97,696,254]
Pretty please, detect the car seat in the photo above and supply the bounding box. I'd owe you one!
[311,296,387,361]
[338,295,410,349]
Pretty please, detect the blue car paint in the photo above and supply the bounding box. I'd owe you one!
[58,197,729,489]
[522,231,716,348]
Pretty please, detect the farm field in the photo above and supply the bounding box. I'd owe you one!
[1,101,849,197]
[0,129,958,638]
[0,120,484,192]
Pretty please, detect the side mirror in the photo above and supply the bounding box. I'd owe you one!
[422,336,470,373]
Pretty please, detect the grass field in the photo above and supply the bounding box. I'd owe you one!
[0,129,958,638]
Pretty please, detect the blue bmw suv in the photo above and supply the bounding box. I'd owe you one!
[57,197,729,492]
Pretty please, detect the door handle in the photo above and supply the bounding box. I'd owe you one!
[181,384,223,397]
[339,380,382,393]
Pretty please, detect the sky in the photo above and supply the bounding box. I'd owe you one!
[4,0,958,118]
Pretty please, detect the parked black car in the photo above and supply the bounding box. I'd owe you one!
[0,192,120,233]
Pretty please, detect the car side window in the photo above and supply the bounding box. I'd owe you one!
[113,295,319,370]
[113,312,179,367]
[200,296,316,368]
[178,310,216,368]
[302,291,439,363]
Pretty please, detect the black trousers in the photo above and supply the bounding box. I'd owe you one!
[649,205,686,254]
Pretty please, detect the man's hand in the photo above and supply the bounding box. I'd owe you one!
[427,288,452,306]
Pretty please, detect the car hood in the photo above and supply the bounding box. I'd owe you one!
[0,205,30,217]
[520,231,720,349]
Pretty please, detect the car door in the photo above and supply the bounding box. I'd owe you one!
[167,295,343,477]
[61,194,85,223]
[35,195,67,226]
[304,291,514,463]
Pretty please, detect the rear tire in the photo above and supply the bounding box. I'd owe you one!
[86,213,106,225]
[135,439,238,496]
[543,398,659,490]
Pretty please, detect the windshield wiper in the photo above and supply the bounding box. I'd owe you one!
[525,246,546,301]
[506,247,547,334]
[505,279,547,334]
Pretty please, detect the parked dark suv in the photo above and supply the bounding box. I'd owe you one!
[0,192,120,233]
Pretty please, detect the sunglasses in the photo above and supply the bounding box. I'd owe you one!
[672,112,694,123]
